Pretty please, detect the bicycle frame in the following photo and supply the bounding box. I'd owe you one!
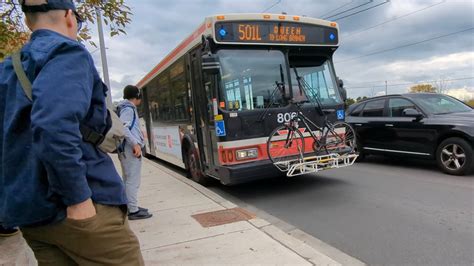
[288,102,345,153]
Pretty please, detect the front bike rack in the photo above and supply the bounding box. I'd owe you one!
[273,153,359,177]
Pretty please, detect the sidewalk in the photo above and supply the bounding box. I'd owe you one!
[1,155,364,265]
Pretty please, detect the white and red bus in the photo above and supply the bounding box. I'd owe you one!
[137,13,347,184]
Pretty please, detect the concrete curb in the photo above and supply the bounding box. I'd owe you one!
[144,157,366,265]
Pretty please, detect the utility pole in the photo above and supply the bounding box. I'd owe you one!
[96,7,112,107]
[385,80,388,95]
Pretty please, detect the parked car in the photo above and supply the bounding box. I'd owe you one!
[346,93,474,175]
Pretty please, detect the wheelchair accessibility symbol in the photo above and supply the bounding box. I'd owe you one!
[215,120,226,137]
[336,109,345,120]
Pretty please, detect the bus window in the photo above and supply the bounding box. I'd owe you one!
[217,49,289,111]
[170,59,189,121]
[290,60,342,106]
[157,72,172,121]
[224,79,241,110]
[172,78,188,121]
[145,78,160,124]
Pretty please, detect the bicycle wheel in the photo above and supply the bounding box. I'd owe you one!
[267,125,305,170]
[322,122,356,156]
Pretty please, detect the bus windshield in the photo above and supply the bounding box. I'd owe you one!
[290,60,342,106]
[217,49,289,111]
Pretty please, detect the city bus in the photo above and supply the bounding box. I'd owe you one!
[137,13,347,185]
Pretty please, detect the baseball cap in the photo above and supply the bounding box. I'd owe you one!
[21,0,78,13]
[21,0,83,30]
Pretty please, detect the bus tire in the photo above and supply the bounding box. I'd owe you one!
[186,147,210,185]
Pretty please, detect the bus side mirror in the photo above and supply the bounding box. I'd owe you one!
[337,77,347,102]
[202,53,220,75]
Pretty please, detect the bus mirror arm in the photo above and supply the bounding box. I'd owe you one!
[201,36,220,74]
[201,35,211,54]
[336,77,347,102]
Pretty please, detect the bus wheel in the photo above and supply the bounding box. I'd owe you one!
[186,148,209,185]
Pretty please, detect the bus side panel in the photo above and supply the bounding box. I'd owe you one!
[149,124,185,168]
[141,54,197,169]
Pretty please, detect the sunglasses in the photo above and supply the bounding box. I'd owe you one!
[65,10,84,32]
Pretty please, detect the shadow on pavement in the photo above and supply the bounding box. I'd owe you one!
[213,173,348,199]
[360,155,438,171]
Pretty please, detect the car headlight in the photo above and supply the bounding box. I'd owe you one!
[235,148,258,160]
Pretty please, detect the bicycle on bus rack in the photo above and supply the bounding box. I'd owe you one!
[266,68,358,176]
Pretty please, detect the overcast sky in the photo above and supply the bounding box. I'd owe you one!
[86,0,474,101]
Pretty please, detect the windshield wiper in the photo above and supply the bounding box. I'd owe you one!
[257,81,285,122]
[292,67,325,116]
[279,64,286,93]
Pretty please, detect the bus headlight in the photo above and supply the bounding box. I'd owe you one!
[235,148,258,160]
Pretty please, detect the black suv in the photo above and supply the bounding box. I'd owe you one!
[346,93,474,175]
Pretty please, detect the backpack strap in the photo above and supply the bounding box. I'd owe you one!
[130,109,136,130]
[12,51,33,101]
[119,106,136,130]
[79,124,105,146]
[11,51,106,146]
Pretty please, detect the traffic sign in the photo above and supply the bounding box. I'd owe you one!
[337,109,345,120]
[215,120,226,136]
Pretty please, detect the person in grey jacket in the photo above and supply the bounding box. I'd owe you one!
[118,85,152,220]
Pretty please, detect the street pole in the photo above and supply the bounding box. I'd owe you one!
[385,80,388,95]
[96,7,113,107]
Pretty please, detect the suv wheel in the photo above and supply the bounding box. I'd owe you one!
[436,137,473,175]
[355,140,366,162]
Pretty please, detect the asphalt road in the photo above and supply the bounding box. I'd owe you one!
[208,156,474,265]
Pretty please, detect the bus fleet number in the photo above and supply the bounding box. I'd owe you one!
[277,112,298,123]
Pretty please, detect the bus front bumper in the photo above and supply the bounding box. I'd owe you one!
[216,159,283,185]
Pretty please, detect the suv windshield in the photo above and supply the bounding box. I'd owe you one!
[410,94,472,114]
[217,49,288,111]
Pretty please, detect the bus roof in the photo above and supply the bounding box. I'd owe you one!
[136,13,339,88]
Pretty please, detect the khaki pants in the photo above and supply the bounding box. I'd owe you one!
[21,204,144,266]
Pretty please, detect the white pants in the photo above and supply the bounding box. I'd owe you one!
[118,143,142,213]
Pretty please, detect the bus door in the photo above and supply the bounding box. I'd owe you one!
[190,50,216,172]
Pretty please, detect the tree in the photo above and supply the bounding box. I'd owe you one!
[356,96,368,102]
[466,99,474,108]
[432,78,448,94]
[1,0,132,61]
[345,97,356,106]
[409,84,436,93]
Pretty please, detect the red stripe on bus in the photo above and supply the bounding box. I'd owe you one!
[137,23,207,88]
[218,133,346,166]
[218,136,318,166]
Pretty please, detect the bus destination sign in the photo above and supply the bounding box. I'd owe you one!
[215,21,338,45]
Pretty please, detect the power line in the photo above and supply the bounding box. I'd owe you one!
[346,76,474,90]
[336,27,474,63]
[262,0,282,13]
[333,0,391,21]
[347,79,406,86]
[346,72,472,86]
[324,0,373,20]
[343,1,445,40]
[318,1,355,18]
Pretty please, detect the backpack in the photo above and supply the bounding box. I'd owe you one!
[12,51,125,153]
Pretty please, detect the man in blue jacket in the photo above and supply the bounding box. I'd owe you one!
[0,0,143,264]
